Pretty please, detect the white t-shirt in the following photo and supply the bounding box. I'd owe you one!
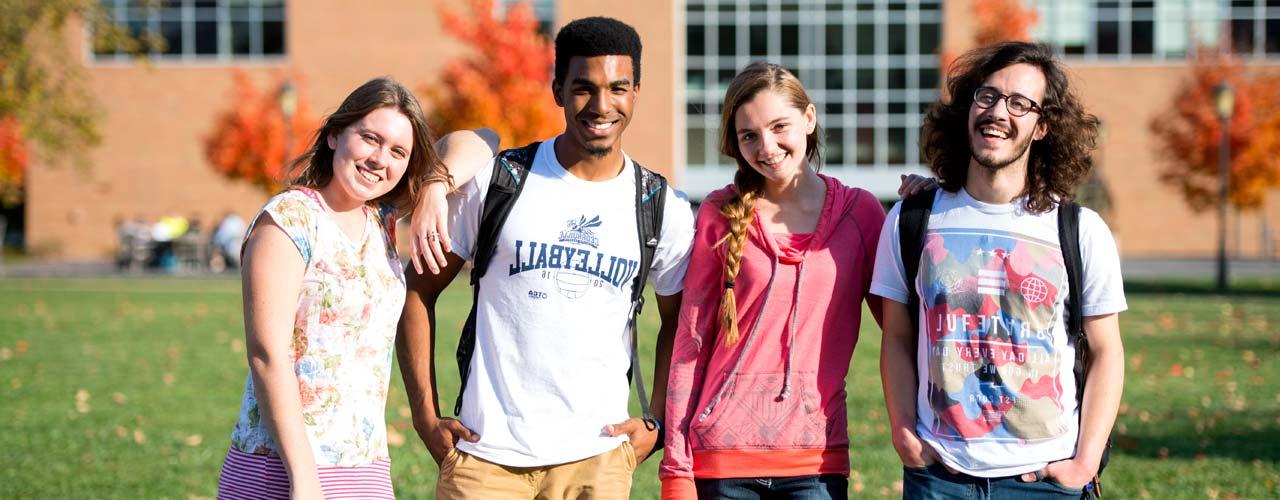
[446,137,695,467]
[870,188,1127,477]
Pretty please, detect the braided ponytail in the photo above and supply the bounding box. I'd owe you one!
[713,61,819,347]
[715,187,759,345]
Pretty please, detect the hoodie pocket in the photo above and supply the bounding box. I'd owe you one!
[690,371,839,450]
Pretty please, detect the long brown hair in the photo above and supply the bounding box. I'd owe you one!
[921,42,1098,213]
[716,62,821,345]
[287,77,449,217]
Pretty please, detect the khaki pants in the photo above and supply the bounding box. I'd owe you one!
[436,442,637,499]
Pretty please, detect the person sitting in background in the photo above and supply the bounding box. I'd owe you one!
[210,211,247,271]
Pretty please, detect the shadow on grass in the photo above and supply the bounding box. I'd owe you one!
[1124,279,1280,298]
[1112,410,1280,463]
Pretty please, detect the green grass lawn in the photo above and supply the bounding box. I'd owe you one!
[1,277,1278,499]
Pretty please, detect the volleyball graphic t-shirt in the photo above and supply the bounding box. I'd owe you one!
[446,137,695,467]
[870,189,1126,477]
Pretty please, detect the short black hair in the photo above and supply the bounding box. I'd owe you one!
[554,16,642,85]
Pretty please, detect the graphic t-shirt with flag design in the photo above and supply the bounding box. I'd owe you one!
[870,188,1126,478]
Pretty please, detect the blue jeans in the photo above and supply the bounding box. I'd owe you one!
[902,463,1086,500]
[694,474,848,500]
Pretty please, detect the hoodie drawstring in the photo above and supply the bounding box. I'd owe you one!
[778,260,806,401]
[697,254,779,422]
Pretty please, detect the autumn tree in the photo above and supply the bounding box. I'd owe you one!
[1150,49,1280,212]
[938,0,1040,76]
[424,0,562,149]
[0,0,149,206]
[204,71,318,194]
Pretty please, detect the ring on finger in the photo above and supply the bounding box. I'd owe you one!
[426,231,439,242]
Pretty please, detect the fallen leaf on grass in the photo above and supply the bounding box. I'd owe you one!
[15,340,27,353]
[115,426,128,437]
[1168,363,1183,377]
[231,339,244,353]
[163,373,176,385]
[133,429,146,444]
[112,392,127,404]
[184,434,202,446]
[387,428,404,447]
[1130,353,1145,372]
[75,389,90,413]
[0,348,10,361]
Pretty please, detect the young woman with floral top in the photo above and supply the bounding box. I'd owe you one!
[215,78,470,500]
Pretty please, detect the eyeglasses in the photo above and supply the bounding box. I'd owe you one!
[973,87,1041,117]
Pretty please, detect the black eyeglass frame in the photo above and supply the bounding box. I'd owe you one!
[972,86,1042,117]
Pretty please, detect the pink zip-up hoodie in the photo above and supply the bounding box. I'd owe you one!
[660,175,886,499]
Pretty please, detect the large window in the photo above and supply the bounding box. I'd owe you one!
[94,0,286,62]
[685,0,940,198]
[500,0,555,35]
[1029,0,1280,60]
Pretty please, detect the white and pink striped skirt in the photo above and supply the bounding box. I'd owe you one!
[217,447,395,499]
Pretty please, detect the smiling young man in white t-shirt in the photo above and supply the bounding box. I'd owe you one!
[396,17,694,499]
[871,42,1126,499]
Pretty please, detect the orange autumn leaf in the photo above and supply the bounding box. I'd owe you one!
[204,70,319,194]
[423,0,562,149]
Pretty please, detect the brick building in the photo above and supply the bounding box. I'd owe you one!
[21,0,1280,261]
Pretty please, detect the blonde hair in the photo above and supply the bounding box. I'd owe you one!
[715,62,821,345]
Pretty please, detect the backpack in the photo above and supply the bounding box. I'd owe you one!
[453,142,668,430]
[898,191,1109,497]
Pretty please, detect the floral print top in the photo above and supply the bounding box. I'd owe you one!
[229,188,405,467]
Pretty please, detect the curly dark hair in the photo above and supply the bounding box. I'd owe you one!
[554,17,642,85]
[921,41,1099,213]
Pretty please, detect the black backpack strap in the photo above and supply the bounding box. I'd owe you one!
[899,191,935,334]
[1057,200,1110,482]
[628,161,667,430]
[454,142,539,415]
[1058,201,1087,418]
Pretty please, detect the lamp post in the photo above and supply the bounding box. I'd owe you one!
[279,80,298,171]
[1213,83,1234,291]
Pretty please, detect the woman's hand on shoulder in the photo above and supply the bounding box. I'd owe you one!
[409,181,451,275]
[897,173,939,199]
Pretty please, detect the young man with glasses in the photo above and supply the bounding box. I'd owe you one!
[869,42,1127,499]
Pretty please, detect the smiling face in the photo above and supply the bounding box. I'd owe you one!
[732,89,817,186]
[324,106,414,204]
[967,63,1049,172]
[553,55,637,160]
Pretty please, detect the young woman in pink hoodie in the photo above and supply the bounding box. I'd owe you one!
[660,63,926,499]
